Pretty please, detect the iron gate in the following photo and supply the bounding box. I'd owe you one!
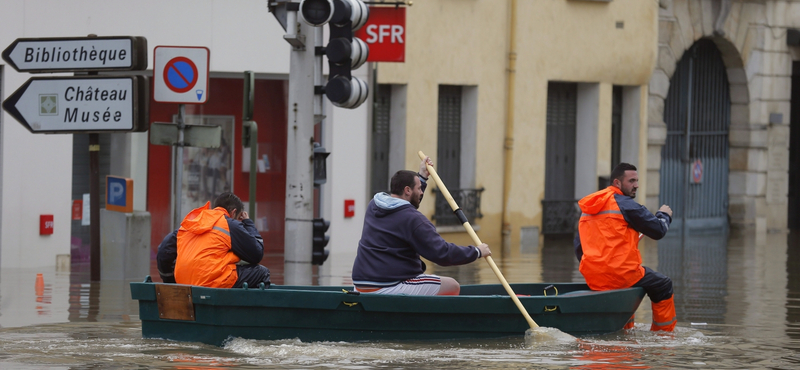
[660,39,730,232]
[543,82,579,234]
[370,84,392,196]
[438,85,462,189]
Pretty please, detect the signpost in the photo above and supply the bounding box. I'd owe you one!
[1,36,147,73]
[1,34,149,282]
[1,76,148,133]
[149,122,221,148]
[151,45,212,227]
[106,176,134,213]
[153,46,210,104]
[692,159,703,184]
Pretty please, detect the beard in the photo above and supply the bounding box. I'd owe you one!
[410,193,422,209]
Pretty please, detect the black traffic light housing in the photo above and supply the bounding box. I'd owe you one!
[300,0,370,109]
[313,143,331,185]
[299,0,333,26]
[312,218,330,265]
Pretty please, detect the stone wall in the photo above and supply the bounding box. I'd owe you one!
[648,0,793,233]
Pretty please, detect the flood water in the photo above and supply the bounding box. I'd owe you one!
[1,230,799,369]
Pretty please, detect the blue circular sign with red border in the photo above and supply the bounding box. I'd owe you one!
[692,159,703,183]
[163,57,198,93]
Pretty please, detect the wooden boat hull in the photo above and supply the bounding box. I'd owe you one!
[130,279,644,345]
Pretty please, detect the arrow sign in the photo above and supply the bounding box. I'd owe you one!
[1,76,149,133]
[2,36,147,73]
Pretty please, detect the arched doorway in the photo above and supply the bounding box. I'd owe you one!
[660,39,731,234]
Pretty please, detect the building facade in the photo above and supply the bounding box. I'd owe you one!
[373,0,799,257]
[0,0,374,275]
[2,0,798,279]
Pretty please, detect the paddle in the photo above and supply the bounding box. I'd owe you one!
[417,151,574,342]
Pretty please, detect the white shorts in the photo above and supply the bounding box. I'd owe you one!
[354,274,442,295]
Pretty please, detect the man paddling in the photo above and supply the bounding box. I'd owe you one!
[574,163,676,331]
[351,157,492,295]
[157,192,271,288]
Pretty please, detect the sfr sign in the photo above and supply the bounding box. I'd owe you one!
[355,7,405,63]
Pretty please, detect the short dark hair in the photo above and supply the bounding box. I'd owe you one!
[213,192,243,216]
[390,170,418,195]
[611,163,637,183]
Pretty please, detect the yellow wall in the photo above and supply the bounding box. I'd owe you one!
[377,0,658,249]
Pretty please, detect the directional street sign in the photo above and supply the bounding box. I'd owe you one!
[1,36,147,73]
[153,46,210,104]
[1,75,149,133]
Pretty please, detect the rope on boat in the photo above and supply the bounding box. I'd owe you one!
[544,285,558,312]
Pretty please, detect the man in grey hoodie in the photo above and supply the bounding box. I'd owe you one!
[351,157,492,295]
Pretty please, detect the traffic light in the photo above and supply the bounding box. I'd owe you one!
[312,218,330,265]
[300,0,370,109]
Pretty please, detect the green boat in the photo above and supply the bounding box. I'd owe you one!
[130,276,645,346]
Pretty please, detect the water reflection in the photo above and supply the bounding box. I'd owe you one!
[540,235,578,283]
[658,231,729,324]
[786,230,800,341]
[0,228,799,369]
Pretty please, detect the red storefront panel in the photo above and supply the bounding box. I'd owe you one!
[147,78,288,258]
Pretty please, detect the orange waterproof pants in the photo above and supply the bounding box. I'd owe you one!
[650,295,677,331]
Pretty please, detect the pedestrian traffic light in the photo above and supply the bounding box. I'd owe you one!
[300,0,370,109]
[312,218,330,265]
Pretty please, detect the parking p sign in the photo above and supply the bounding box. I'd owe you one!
[153,46,209,104]
[106,176,133,213]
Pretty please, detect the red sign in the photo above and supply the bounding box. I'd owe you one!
[692,159,703,184]
[40,214,54,235]
[72,200,83,220]
[344,199,355,218]
[355,7,405,62]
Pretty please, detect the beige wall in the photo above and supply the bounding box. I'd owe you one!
[376,0,659,248]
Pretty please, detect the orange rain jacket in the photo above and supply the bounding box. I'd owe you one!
[175,204,240,288]
[157,202,265,288]
[575,186,671,291]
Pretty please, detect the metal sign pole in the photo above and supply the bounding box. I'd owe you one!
[174,104,186,226]
[284,20,316,285]
[249,122,258,217]
[89,133,101,281]
[85,44,101,281]
[243,71,257,217]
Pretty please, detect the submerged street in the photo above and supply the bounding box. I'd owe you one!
[0,230,797,369]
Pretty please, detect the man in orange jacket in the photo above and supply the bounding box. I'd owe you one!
[157,192,270,288]
[574,163,676,331]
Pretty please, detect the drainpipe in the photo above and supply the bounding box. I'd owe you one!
[501,0,518,252]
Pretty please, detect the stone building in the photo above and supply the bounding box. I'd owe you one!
[373,0,799,256]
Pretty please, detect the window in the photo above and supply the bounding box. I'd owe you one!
[369,84,406,197]
[437,85,462,189]
[370,84,392,195]
[611,85,623,174]
[433,85,480,227]
[542,82,579,235]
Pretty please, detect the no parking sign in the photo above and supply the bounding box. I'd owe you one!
[691,159,703,184]
[153,46,209,104]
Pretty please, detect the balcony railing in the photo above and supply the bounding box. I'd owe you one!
[432,187,485,226]
[541,199,580,235]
